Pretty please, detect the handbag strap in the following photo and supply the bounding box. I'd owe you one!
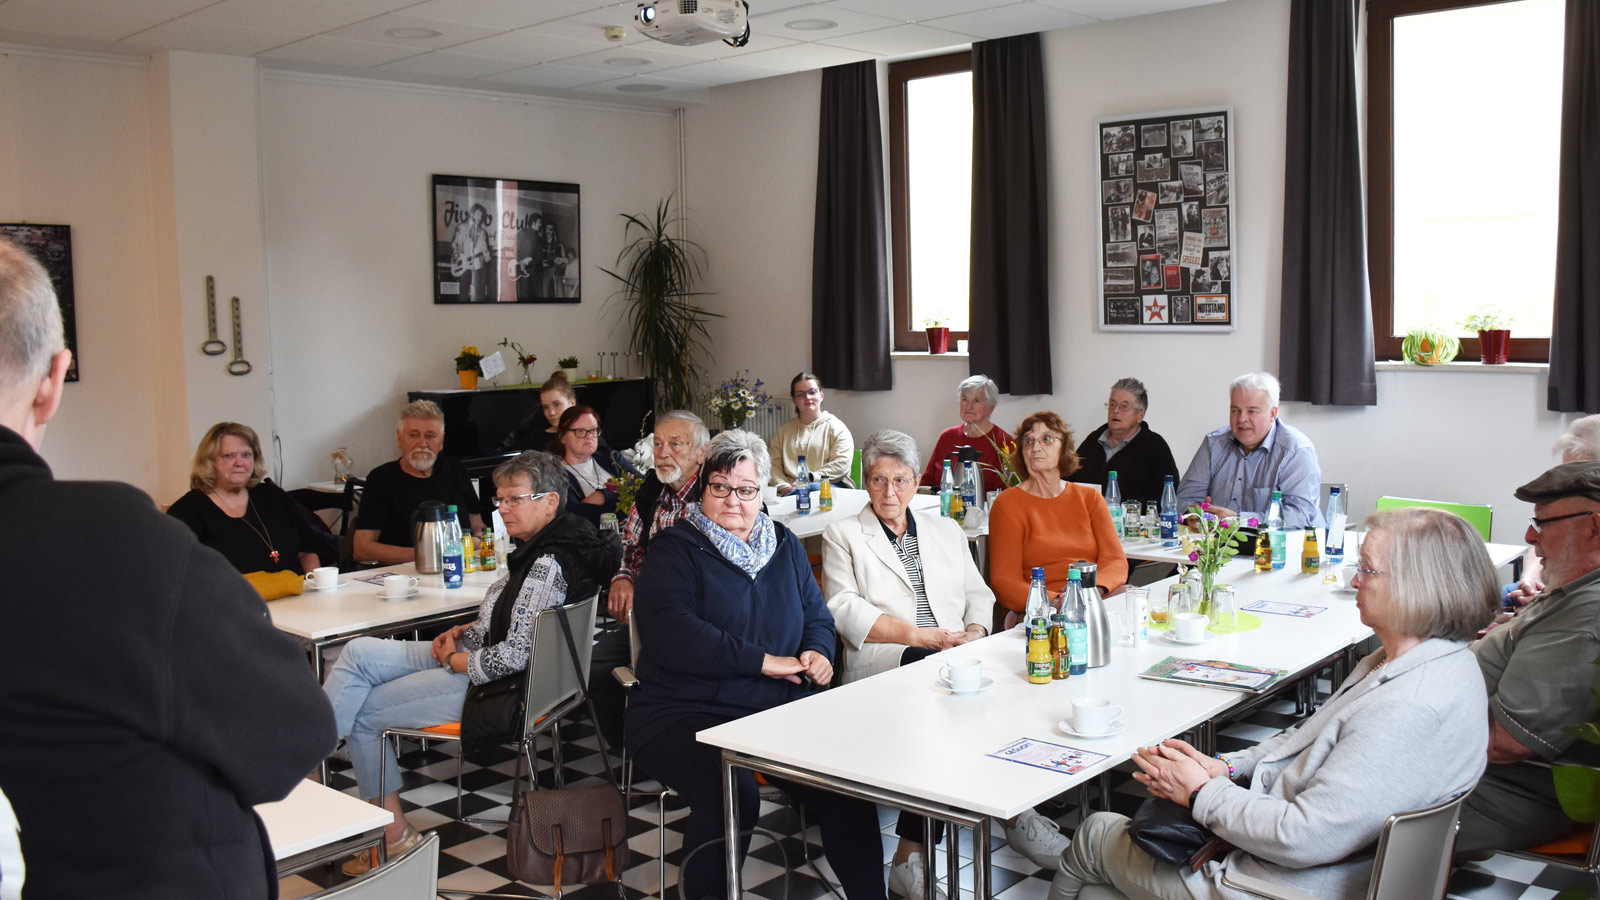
[554,602,623,791]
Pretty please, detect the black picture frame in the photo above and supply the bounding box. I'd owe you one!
[432,174,580,305]
[0,223,79,380]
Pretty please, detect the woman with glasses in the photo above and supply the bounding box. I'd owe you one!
[322,451,620,875]
[1051,507,1497,900]
[627,430,886,900]
[769,371,855,493]
[917,374,1013,494]
[820,429,992,898]
[552,404,639,526]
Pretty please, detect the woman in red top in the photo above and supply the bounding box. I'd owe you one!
[918,374,1014,494]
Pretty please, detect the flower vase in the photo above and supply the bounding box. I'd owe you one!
[457,369,479,390]
[1199,570,1217,617]
[519,366,533,386]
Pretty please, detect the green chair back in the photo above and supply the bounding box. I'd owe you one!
[850,448,862,489]
[1373,495,1494,541]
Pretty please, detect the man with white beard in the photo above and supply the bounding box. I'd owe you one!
[353,399,483,564]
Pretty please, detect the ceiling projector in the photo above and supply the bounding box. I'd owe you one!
[634,0,750,47]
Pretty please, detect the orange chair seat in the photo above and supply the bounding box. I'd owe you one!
[421,722,460,736]
[1528,829,1593,856]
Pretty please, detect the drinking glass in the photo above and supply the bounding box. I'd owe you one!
[1166,583,1191,621]
[1122,587,1149,642]
[1123,501,1142,539]
[1211,584,1238,629]
[1144,502,1160,539]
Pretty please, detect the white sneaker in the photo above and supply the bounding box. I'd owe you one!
[888,851,948,900]
[1004,808,1069,869]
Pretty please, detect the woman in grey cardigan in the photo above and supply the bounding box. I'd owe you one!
[1049,507,1501,900]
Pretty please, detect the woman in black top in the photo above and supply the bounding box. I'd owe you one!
[167,422,324,574]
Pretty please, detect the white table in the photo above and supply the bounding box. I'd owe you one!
[258,779,392,876]
[1121,528,1527,570]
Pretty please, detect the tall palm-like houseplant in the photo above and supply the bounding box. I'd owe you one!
[602,197,720,411]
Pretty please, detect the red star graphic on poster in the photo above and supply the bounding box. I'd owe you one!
[1144,295,1167,322]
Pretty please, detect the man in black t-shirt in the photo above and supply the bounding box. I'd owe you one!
[352,400,484,564]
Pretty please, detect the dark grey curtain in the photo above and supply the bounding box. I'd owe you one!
[1278,0,1376,406]
[1548,0,1600,412]
[812,61,891,392]
[969,33,1051,396]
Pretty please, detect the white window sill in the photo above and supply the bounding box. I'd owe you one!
[891,351,970,360]
[1375,360,1548,374]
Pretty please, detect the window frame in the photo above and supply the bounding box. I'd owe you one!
[887,50,973,352]
[1367,0,1553,362]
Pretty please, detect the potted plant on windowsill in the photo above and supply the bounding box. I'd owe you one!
[455,345,482,390]
[923,313,951,354]
[1401,324,1460,366]
[1462,305,1514,365]
[557,355,581,381]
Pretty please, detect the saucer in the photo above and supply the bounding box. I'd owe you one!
[1058,720,1125,739]
[377,588,419,601]
[304,579,345,592]
[1162,630,1215,646]
[935,675,993,694]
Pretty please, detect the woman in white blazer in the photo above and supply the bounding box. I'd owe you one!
[821,429,995,899]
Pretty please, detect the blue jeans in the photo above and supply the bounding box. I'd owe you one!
[323,637,469,800]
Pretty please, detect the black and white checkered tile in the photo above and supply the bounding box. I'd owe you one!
[279,697,1576,900]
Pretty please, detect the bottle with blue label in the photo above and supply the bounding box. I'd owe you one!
[795,454,811,515]
[1159,475,1179,547]
[961,459,979,513]
[1324,486,1347,563]
[1106,471,1123,537]
[442,504,465,589]
[1024,566,1050,627]
[1063,568,1089,676]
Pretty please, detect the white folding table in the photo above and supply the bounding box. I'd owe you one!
[258,779,393,877]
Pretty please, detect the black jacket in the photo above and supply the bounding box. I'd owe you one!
[1070,421,1181,509]
[0,426,336,900]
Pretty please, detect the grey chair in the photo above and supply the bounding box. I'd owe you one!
[1498,760,1600,894]
[306,831,440,900]
[379,592,600,824]
[1220,792,1468,900]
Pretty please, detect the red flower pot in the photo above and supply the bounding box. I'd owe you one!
[1478,329,1510,364]
[925,327,950,354]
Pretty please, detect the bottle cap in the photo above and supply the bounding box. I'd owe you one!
[447,504,458,512]
[1067,568,1081,581]
[1031,566,1045,578]
[1109,470,1118,478]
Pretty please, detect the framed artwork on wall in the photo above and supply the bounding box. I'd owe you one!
[432,175,580,305]
[1095,106,1236,333]
[0,223,79,380]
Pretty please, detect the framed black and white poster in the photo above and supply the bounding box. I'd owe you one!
[1096,107,1235,332]
[0,223,78,381]
[432,175,580,305]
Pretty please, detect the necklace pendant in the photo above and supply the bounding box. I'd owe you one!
[270,550,280,563]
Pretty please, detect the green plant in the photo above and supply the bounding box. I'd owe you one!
[1552,659,1600,899]
[454,345,482,373]
[1461,304,1515,332]
[922,311,950,329]
[704,370,779,430]
[1183,502,1258,600]
[1401,325,1460,365]
[981,433,1024,488]
[557,355,581,368]
[601,196,721,410]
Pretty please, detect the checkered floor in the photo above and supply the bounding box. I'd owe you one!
[279,697,1584,900]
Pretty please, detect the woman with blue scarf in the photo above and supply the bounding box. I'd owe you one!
[626,430,886,900]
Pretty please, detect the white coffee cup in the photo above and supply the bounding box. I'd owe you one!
[1338,563,1360,589]
[1072,697,1123,735]
[1174,612,1210,642]
[306,566,339,590]
[939,658,983,692]
[382,574,420,596]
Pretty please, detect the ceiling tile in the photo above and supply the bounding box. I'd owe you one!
[0,1,167,42]
[478,62,617,88]
[828,0,1025,24]
[654,56,787,86]
[569,73,710,103]
[118,18,308,55]
[733,40,873,71]
[395,0,594,31]
[446,29,608,64]
[820,23,975,55]
[323,0,434,11]
[548,45,700,75]
[374,49,526,77]
[749,3,906,39]
[186,0,376,34]
[48,0,214,17]
[325,12,501,48]
[926,1,1095,39]
[259,34,424,66]
[1035,0,1225,21]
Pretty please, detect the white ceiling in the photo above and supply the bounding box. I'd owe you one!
[0,0,1225,109]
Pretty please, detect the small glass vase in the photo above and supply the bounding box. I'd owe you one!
[519,365,533,386]
[1198,569,1217,617]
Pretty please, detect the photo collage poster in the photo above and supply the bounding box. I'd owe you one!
[0,223,78,380]
[432,174,581,305]
[1096,108,1235,332]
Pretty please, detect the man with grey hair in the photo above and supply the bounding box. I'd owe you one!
[1070,376,1180,509]
[353,398,483,563]
[1175,371,1324,527]
[0,239,334,896]
[1456,461,1600,854]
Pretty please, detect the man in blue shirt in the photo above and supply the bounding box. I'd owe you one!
[1176,371,1324,527]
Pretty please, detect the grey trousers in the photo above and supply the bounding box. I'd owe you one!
[1455,795,1577,854]
[1049,812,1197,900]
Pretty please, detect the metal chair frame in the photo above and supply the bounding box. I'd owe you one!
[305,831,440,900]
[1497,760,1600,893]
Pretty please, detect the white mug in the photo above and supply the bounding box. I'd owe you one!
[939,658,983,692]
[1072,697,1123,735]
[305,566,339,589]
[1338,563,1361,589]
[382,574,420,596]
[1174,612,1210,642]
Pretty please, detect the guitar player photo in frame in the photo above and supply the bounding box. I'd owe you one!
[432,174,581,304]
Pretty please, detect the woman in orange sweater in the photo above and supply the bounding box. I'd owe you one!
[990,411,1128,616]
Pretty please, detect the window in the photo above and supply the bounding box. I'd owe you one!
[1369,0,1564,362]
[888,52,972,352]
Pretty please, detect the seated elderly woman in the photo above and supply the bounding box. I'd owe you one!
[552,404,639,526]
[1052,507,1497,900]
[989,411,1128,618]
[627,430,885,900]
[918,374,1014,494]
[322,451,620,875]
[821,428,993,897]
[769,371,856,493]
[167,421,327,576]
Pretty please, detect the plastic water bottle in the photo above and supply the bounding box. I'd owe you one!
[795,454,811,515]
[1024,567,1050,627]
[1159,475,1179,548]
[960,459,979,513]
[939,459,954,517]
[1324,486,1347,563]
[1063,569,1088,676]
[1106,471,1123,537]
[1268,489,1286,570]
[442,504,464,589]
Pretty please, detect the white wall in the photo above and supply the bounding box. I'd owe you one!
[686,0,1576,545]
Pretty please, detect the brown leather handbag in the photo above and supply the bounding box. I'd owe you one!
[505,782,628,892]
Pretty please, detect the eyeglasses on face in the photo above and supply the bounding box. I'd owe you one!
[566,427,601,438]
[705,482,761,501]
[654,437,692,453]
[794,388,821,398]
[1352,564,1385,578]
[867,475,915,492]
[1105,401,1141,413]
[1528,510,1595,534]
[494,491,552,509]
[1022,434,1061,448]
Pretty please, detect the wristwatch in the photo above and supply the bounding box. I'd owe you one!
[1188,788,1202,809]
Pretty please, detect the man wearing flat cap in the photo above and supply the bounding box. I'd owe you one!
[1456,461,1600,852]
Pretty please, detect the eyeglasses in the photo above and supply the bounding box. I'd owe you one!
[565,427,601,438]
[867,475,915,492]
[705,482,761,501]
[654,438,693,453]
[1528,510,1595,534]
[1105,401,1141,413]
[1353,564,1385,578]
[1022,434,1061,448]
[494,491,552,509]
[794,388,821,398]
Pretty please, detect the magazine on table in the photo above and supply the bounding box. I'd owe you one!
[1139,656,1287,693]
